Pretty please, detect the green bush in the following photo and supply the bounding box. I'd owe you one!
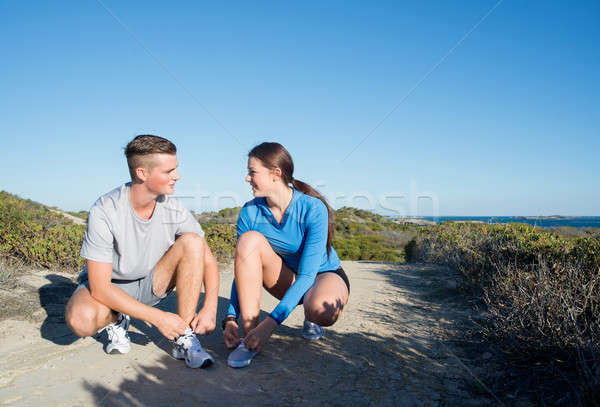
[333,235,404,262]
[333,207,415,262]
[196,207,241,225]
[1,190,414,270]
[195,206,416,263]
[202,223,236,263]
[0,191,85,270]
[409,221,600,403]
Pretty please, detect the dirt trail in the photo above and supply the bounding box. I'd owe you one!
[48,209,86,226]
[0,262,511,406]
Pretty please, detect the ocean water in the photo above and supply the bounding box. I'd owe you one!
[409,216,600,229]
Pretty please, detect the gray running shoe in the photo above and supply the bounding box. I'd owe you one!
[227,340,257,368]
[104,314,131,354]
[172,328,214,368]
[302,319,323,340]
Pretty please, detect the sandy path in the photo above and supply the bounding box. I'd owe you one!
[0,262,500,406]
[48,209,86,226]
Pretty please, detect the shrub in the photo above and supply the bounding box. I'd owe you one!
[196,206,417,263]
[333,207,415,262]
[333,235,404,262]
[409,221,600,403]
[201,223,236,263]
[196,207,241,225]
[0,191,85,270]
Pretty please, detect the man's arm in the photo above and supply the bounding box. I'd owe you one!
[87,259,187,340]
[190,239,219,334]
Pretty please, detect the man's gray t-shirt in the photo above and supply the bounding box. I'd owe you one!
[79,183,204,281]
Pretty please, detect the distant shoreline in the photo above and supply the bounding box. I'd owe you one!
[390,216,600,229]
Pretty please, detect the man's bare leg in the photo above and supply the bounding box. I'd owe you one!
[66,233,208,337]
[151,233,216,368]
[65,287,117,337]
[153,233,205,325]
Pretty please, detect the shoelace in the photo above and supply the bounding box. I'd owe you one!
[106,317,128,343]
[177,331,203,352]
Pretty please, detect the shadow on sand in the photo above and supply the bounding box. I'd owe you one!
[39,274,79,345]
[79,263,496,407]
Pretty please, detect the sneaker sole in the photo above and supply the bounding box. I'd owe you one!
[302,331,323,340]
[188,358,213,369]
[302,335,323,340]
[172,349,214,368]
[106,345,131,354]
[228,358,253,368]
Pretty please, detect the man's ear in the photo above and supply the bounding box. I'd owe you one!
[135,167,149,182]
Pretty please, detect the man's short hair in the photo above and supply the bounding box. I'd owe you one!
[125,135,177,181]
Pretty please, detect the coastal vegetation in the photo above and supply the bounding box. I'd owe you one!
[408,221,600,405]
[2,190,599,402]
[332,207,414,262]
[197,206,416,263]
[0,193,417,267]
[0,191,85,271]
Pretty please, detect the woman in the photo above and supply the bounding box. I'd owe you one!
[223,142,350,368]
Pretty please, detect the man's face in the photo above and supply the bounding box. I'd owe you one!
[144,153,180,195]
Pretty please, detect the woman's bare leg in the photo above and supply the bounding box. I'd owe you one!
[234,231,296,335]
[303,273,349,327]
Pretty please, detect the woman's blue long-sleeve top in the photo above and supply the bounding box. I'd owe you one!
[226,188,341,324]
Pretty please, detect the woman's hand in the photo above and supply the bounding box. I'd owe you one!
[244,317,278,352]
[223,321,242,349]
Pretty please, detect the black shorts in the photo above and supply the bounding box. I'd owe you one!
[298,266,350,305]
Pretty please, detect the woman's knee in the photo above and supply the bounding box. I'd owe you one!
[304,299,343,327]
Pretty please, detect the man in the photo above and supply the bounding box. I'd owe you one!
[65,135,219,368]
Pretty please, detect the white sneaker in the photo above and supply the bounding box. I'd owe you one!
[103,314,131,354]
[172,328,214,368]
[227,340,257,368]
[302,319,323,340]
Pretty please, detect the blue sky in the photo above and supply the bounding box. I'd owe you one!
[0,1,598,216]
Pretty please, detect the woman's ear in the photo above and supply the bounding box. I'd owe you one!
[272,167,282,181]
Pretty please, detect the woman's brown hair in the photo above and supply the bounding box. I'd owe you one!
[249,142,334,257]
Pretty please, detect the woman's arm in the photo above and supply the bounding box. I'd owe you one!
[268,200,329,324]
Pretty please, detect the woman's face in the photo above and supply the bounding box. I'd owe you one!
[246,157,276,197]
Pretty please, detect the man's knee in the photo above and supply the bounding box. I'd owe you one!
[65,301,103,337]
[176,232,205,258]
[235,231,265,258]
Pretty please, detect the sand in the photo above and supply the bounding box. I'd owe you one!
[0,261,515,406]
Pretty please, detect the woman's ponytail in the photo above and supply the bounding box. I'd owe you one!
[291,178,334,257]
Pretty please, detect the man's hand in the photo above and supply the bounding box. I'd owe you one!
[223,321,241,349]
[244,317,278,352]
[190,307,216,335]
[153,310,188,340]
